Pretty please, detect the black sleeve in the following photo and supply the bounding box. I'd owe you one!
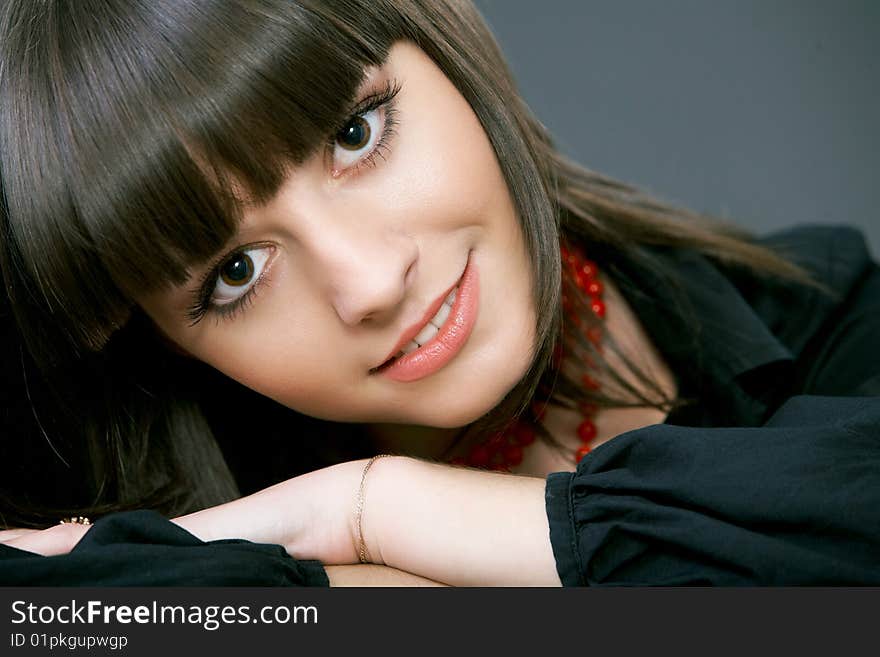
[545,259,880,586]
[546,395,880,585]
[0,510,329,586]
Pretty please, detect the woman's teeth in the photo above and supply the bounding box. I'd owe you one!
[396,287,458,357]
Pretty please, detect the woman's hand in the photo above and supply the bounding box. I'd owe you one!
[0,458,377,567]
[0,461,366,564]
[0,523,90,556]
[171,459,369,566]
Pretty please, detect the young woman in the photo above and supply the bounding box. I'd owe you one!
[1,0,877,586]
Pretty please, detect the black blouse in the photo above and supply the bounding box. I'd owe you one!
[547,224,880,585]
[2,224,878,586]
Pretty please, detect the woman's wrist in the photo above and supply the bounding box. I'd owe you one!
[276,459,369,565]
[351,454,396,566]
[358,455,561,586]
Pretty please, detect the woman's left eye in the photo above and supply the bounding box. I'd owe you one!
[211,246,273,307]
[333,108,383,169]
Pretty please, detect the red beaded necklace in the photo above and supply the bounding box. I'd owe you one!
[449,242,605,472]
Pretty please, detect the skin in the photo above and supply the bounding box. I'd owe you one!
[141,41,537,455]
[1,42,677,585]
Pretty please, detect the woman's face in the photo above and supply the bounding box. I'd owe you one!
[141,41,536,428]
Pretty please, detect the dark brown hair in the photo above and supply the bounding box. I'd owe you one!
[0,0,809,527]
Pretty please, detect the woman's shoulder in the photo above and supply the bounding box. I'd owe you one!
[753,223,874,292]
[732,223,879,396]
[714,224,876,349]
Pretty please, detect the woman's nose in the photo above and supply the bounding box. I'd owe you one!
[310,225,418,326]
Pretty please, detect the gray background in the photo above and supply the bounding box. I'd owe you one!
[473,0,878,255]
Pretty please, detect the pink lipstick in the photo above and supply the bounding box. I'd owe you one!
[373,255,479,382]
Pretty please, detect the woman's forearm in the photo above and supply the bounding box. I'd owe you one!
[172,456,562,586]
[360,456,562,587]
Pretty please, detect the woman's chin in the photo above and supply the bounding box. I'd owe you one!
[414,392,517,429]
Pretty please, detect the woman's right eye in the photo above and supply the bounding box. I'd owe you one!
[210,246,273,307]
[327,78,401,176]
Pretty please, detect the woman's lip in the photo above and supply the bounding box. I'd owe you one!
[375,259,468,368]
[374,255,478,382]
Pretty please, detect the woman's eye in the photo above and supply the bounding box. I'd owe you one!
[332,107,383,170]
[211,246,272,306]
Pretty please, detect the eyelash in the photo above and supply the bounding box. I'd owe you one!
[185,79,403,327]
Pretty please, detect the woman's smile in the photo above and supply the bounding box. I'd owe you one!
[371,251,478,382]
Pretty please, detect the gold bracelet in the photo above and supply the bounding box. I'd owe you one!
[355,454,393,564]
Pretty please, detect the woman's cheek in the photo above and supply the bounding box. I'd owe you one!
[384,84,495,226]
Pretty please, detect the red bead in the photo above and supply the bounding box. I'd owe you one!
[565,253,579,269]
[580,260,597,278]
[585,326,603,345]
[575,445,592,462]
[590,300,606,318]
[468,445,491,467]
[560,244,571,262]
[586,279,603,297]
[575,271,597,293]
[577,419,598,442]
[503,444,524,466]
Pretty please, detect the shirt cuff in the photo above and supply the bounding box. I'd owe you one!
[545,471,587,586]
[296,559,330,587]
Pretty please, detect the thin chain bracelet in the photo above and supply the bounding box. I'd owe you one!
[355,454,394,564]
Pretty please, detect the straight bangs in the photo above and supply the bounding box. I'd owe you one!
[0,0,407,363]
